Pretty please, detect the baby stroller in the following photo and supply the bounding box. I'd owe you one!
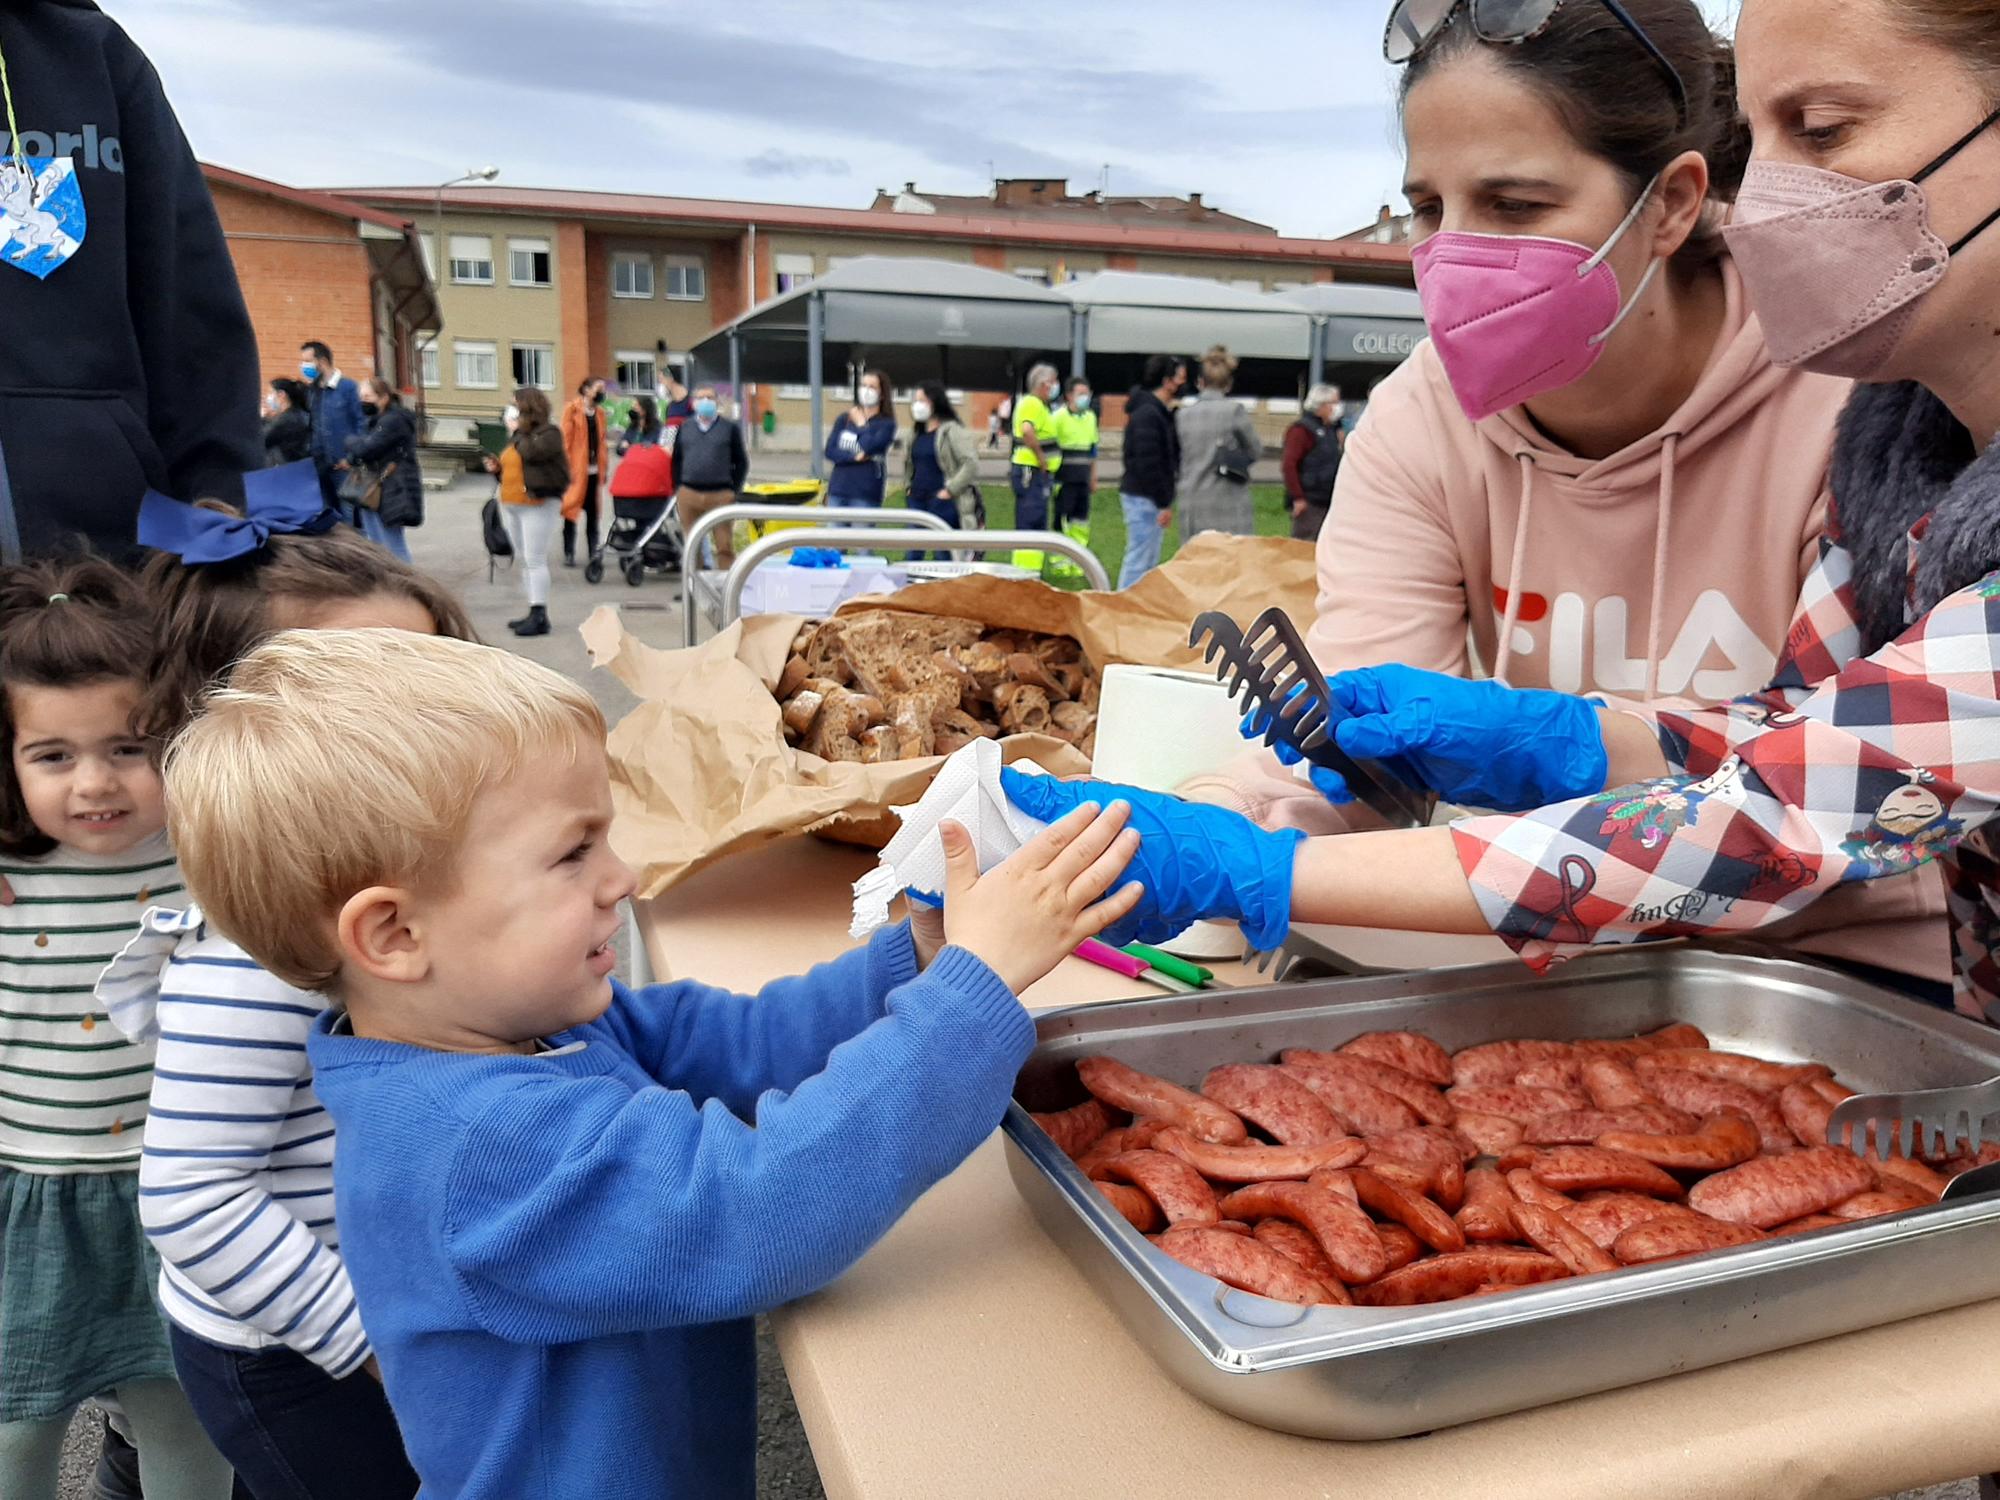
[586,437,682,587]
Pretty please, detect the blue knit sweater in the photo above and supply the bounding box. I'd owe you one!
[305,925,1031,1499]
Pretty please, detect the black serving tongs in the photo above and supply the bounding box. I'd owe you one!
[1189,607,1435,832]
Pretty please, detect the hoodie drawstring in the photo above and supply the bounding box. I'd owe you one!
[1643,434,1679,701]
[1493,453,1537,686]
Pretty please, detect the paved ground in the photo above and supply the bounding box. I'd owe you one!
[52,470,1978,1499]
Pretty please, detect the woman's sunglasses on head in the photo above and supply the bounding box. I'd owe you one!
[1384,0,1690,128]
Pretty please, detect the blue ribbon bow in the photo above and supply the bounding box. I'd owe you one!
[137,461,339,564]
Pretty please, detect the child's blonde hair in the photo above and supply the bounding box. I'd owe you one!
[165,629,605,990]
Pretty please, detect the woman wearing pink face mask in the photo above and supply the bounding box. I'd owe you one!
[1186,0,2000,1022]
[1189,0,1947,987]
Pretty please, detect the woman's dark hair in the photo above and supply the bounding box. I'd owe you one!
[0,558,160,856]
[269,378,309,411]
[1402,0,1749,272]
[140,510,477,745]
[513,387,553,430]
[361,376,399,408]
[629,394,662,437]
[916,381,957,425]
[576,374,603,397]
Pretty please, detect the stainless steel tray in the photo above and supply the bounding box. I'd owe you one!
[1002,947,2000,1439]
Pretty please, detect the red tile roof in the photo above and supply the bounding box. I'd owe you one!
[328,184,1413,270]
[202,163,418,234]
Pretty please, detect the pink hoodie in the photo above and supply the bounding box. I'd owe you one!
[1185,258,1947,980]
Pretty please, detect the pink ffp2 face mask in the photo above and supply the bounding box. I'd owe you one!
[1722,108,2000,381]
[1412,178,1664,423]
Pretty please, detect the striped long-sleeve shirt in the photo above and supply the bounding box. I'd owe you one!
[0,832,181,1174]
[102,906,367,1377]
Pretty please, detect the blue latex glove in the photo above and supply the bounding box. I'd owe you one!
[998,768,1303,950]
[1239,694,1356,806]
[1315,664,1606,812]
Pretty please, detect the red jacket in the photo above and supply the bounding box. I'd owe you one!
[1280,419,1317,506]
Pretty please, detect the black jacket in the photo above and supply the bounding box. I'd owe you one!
[262,407,311,466]
[0,0,261,556]
[346,403,424,529]
[512,424,569,499]
[1120,387,1179,506]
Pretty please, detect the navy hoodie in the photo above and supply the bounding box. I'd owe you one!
[0,0,259,555]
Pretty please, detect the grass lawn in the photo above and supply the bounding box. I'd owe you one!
[881,482,1293,585]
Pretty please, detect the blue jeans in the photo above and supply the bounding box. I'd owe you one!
[351,506,411,563]
[1119,493,1169,588]
[168,1326,417,1500]
[1011,465,1051,532]
[911,492,959,559]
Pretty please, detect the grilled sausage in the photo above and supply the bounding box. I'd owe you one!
[1338,1030,1454,1086]
[1078,1057,1247,1144]
[1154,1127,1366,1183]
[1687,1147,1879,1229]
[1201,1062,1348,1146]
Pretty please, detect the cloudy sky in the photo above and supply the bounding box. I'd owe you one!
[117,0,1733,240]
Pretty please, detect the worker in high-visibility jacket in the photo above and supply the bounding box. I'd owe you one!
[1009,363,1063,573]
[1046,376,1098,580]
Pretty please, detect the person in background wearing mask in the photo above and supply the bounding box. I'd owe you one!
[342,376,422,562]
[618,393,664,455]
[560,375,609,567]
[1009,364,1063,571]
[673,385,750,570]
[262,379,313,466]
[824,370,898,508]
[1281,383,1345,541]
[302,340,365,516]
[904,381,981,560]
[1117,353,1185,588]
[1048,376,1099,577]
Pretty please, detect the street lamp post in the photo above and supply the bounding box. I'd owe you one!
[418,166,498,426]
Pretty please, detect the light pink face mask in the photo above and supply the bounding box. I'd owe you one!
[1412,178,1663,423]
[1723,108,2000,380]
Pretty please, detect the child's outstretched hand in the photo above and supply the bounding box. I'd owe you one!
[938,800,1142,995]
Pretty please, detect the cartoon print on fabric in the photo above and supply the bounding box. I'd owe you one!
[1591,757,1749,850]
[1839,770,1965,877]
[0,157,86,279]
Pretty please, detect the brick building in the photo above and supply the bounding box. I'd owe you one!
[325,177,1414,438]
[202,165,438,396]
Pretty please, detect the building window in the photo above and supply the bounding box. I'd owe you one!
[614,350,657,392]
[508,238,552,288]
[663,255,706,301]
[612,253,654,299]
[1012,267,1051,286]
[511,343,555,390]
[418,337,440,389]
[775,253,814,294]
[418,234,435,279]
[447,235,493,285]
[454,340,497,389]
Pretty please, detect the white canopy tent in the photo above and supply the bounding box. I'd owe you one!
[686,258,1074,475]
[687,261,1427,472]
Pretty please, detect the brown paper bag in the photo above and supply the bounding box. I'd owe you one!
[586,532,1318,899]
